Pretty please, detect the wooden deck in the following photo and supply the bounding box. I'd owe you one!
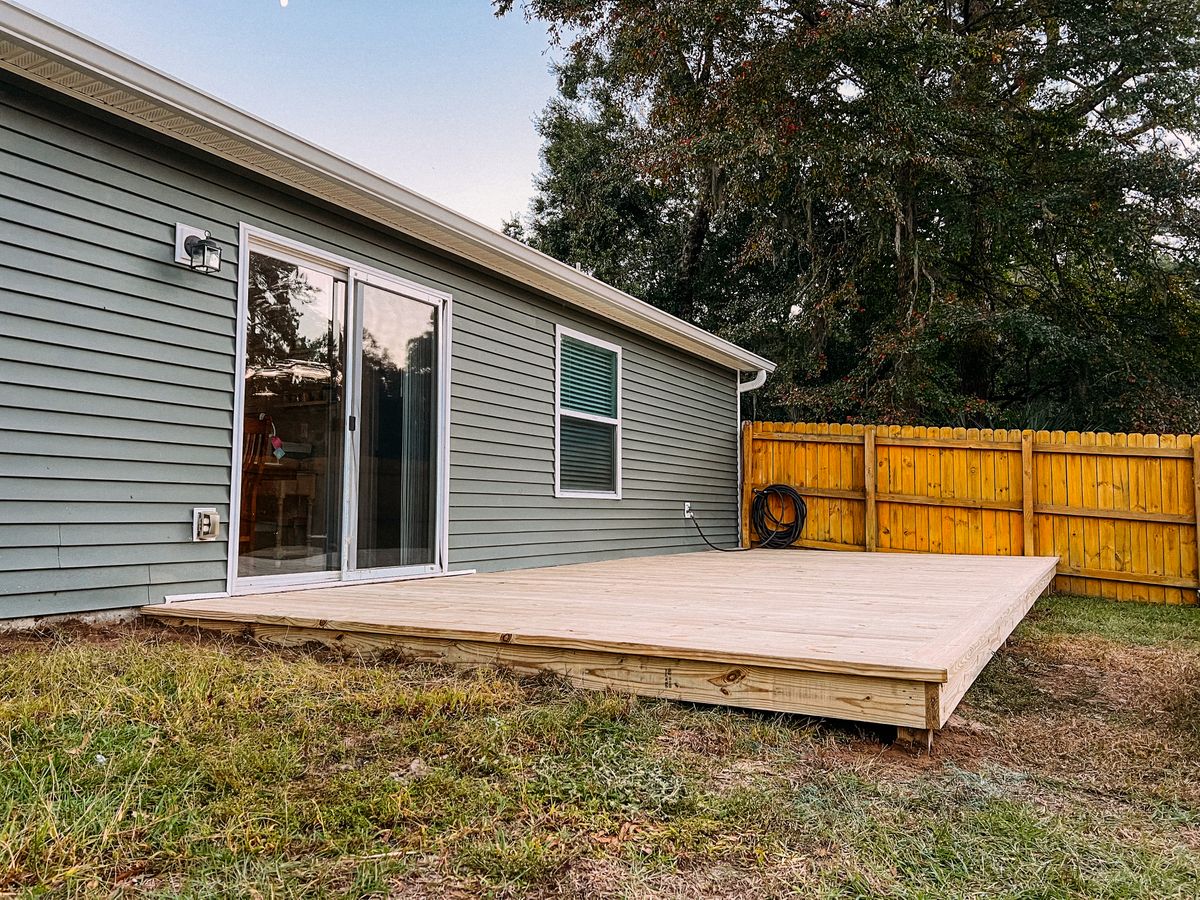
[144,550,1058,732]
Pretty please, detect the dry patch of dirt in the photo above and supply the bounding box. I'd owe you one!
[555,851,844,900]
[672,623,1200,818]
[1031,635,1200,724]
[918,631,1200,816]
[0,620,143,652]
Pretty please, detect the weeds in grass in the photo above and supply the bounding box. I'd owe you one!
[1,597,1198,897]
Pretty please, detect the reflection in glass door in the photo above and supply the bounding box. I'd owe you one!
[235,235,445,588]
[239,250,346,579]
[353,282,439,572]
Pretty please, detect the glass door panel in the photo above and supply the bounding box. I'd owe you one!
[239,250,345,579]
[355,282,439,571]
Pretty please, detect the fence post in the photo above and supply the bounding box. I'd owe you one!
[1193,441,1200,589]
[741,422,753,549]
[864,426,877,551]
[1021,430,1035,555]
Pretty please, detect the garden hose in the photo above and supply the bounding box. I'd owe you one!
[751,484,807,548]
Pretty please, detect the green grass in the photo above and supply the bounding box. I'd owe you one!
[1,595,1198,898]
[1021,594,1200,645]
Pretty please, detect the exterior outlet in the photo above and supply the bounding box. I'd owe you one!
[192,508,220,542]
[683,502,694,519]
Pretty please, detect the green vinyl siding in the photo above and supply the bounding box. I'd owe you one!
[0,73,740,620]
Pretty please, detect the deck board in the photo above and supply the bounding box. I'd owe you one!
[145,550,1058,729]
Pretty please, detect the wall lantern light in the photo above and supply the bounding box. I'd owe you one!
[185,232,222,273]
[174,223,222,274]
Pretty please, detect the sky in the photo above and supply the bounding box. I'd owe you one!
[17,0,561,228]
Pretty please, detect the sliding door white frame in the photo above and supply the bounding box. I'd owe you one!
[225,223,452,595]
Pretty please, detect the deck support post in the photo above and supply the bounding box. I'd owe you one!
[896,726,934,754]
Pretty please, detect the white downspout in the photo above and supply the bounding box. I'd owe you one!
[735,369,768,547]
[737,369,767,394]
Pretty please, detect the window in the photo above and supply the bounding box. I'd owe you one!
[555,325,622,498]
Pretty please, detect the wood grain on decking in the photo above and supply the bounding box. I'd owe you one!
[145,550,1057,728]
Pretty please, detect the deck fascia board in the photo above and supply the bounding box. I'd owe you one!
[143,603,951,681]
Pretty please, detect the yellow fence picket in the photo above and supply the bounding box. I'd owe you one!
[742,421,1200,605]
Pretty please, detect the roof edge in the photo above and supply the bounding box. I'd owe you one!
[0,1,775,375]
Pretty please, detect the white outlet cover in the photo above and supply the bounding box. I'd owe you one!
[174,223,208,265]
[192,507,220,542]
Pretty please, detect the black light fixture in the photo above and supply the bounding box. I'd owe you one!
[183,231,222,274]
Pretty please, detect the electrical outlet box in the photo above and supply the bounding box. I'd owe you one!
[683,502,694,519]
[192,507,220,542]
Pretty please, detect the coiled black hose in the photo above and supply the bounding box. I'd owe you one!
[751,484,807,548]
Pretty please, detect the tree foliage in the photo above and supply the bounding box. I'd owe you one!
[498,0,1200,431]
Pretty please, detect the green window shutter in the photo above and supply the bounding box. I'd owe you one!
[560,335,617,418]
[559,417,616,492]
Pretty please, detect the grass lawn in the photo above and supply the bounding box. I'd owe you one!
[1,595,1198,898]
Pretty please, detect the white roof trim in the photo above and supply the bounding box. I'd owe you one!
[0,1,774,375]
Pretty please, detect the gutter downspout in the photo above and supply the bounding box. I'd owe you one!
[735,369,768,547]
[737,369,767,394]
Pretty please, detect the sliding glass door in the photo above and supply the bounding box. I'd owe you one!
[235,236,445,589]
[351,280,440,573]
[239,250,346,580]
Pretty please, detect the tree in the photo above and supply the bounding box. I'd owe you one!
[499,0,1200,431]
[246,253,335,367]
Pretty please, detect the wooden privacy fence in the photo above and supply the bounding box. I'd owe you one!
[741,422,1200,605]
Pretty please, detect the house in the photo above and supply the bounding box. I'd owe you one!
[0,4,774,623]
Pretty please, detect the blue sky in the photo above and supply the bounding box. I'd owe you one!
[18,1,561,227]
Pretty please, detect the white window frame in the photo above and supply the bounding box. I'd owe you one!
[554,324,623,500]
[225,223,455,595]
